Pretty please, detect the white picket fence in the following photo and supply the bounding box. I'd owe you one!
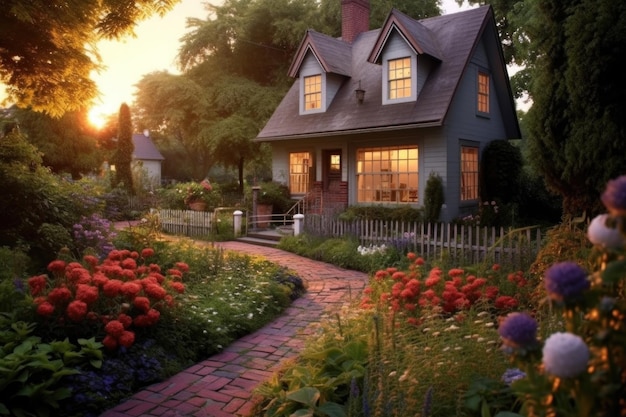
[304,216,542,268]
[158,209,215,237]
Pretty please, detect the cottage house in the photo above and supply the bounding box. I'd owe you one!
[132,130,164,187]
[255,1,520,222]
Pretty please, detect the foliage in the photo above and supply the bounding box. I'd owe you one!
[481,140,523,205]
[337,205,423,222]
[424,172,444,222]
[524,0,626,218]
[491,175,626,417]
[0,314,103,417]
[0,0,179,116]
[253,181,292,213]
[112,103,134,194]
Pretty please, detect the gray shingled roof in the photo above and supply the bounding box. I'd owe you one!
[132,133,164,161]
[257,6,497,141]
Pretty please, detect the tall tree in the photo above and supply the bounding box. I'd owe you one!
[113,103,134,194]
[8,107,102,178]
[525,0,626,218]
[0,0,179,117]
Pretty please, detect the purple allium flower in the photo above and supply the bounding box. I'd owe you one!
[601,175,626,216]
[501,368,526,385]
[542,332,589,378]
[544,262,589,302]
[587,214,625,249]
[498,312,538,348]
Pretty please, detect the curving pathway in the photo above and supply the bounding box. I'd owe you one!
[100,240,369,417]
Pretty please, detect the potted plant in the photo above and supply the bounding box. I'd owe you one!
[183,181,219,211]
[254,182,291,227]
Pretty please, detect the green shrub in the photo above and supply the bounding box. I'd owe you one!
[424,172,444,222]
[337,205,422,222]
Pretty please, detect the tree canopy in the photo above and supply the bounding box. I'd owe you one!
[0,0,179,117]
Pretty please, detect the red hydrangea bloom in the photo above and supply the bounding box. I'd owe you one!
[102,335,118,350]
[495,295,519,310]
[415,257,425,266]
[47,260,66,273]
[36,301,55,316]
[92,272,108,287]
[121,281,142,298]
[103,279,123,297]
[391,271,406,281]
[118,330,135,347]
[149,272,165,284]
[121,269,136,280]
[117,313,133,328]
[149,263,161,273]
[141,248,155,258]
[167,268,183,279]
[407,252,417,261]
[66,300,88,322]
[147,308,160,322]
[100,264,124,278]
[133,296,151,312]
[169,281,185,294]
[492,263,501,271]
[28,275,47,296]
[484,285,499,299]
[130,251,139,259]
[448,268,464,278]
[47,287,72,305]
[66,267,91,284]
[175,262,189,273]
[75,284,99,304]
[107,250,123,261]
[391,282,404,297]
[144,283,167,299]
[136,266,149,275]
[105,320,125,337]
[164,294,174,307]
[83,255,99,268]
[374,270,389,281]
[121,258,137,270]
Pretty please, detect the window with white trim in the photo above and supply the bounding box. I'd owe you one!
[356,146,419,203]
[461,146,479,201]
[388,57,412,100]
[304,75,321,110]
[289,152,311,194]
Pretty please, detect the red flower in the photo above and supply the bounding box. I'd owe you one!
[146,308,160,322]
[75,284,99,304]
[47,287,72,305]
[121,281,142,298]
[107,250,123,261]
[141,248,155,258]
[448,268,464,278]
[118,330,135,348]
[103,279,123,297]
[133,296,151,312]
[66,300,88,322]
[102,335,118,350]
[130,251,139,259]
[121,269,136,280]
[121,258,137,270]
[374,270,389,281]
[47,260,66,274]
[83,255,99,268]
[92,272,108,287]
[149,263,161,273]
[144,283,167,299]
[167,269,183,279]
[495,295,518,310]
[169,281,185,294]
[492,264,501,271]
[415,257,425,266]
[66,266,91,284]
[175,262,189,273]
[117,313,133,328]
[105,320,125,338]
[27,275,47,296]
[484,285,499,300]
[407,252,417,261]
[36,301,55,316]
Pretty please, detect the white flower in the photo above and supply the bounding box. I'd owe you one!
[542,332,589,378]
[587,214,625,249]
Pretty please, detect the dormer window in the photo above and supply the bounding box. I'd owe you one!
[389,57,412,99]
[477,71,490,114]
[304,75,322,110]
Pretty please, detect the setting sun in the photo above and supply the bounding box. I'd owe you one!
[88,105,108,129]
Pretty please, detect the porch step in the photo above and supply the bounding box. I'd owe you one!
[235,229,283,248]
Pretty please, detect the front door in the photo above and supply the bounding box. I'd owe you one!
[322,149,342,192]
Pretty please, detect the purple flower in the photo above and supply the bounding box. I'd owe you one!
[544,262,589,302]
[601,175,626,215]
[542,332,589,378]
[501,368,526,385]
[498,312,538,348]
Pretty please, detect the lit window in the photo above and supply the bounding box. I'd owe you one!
[304,75,321,110]
[461,146,479,201]
[477,72,490,113]
[388,57,412,99]
[289,152,311,194]
[330,154,341,172]
[356,146,419,203]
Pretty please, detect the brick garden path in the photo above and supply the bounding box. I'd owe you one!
[100,239,369,417]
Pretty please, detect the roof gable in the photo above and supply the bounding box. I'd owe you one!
[368,9,442,64]
[132,133,164,161]
[288,30,352,78]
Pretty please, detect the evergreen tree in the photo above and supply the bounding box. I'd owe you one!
[525,0,626,218]
[113,103,134,194]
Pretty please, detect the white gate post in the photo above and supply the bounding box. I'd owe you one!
[233,210,243,236]
[293,213,304,236]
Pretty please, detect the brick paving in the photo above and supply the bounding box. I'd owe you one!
[100,239,369,417]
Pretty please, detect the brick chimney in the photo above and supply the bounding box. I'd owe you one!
[341,0,370,43]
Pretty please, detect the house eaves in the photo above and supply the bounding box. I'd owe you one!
[287,30,352,78]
